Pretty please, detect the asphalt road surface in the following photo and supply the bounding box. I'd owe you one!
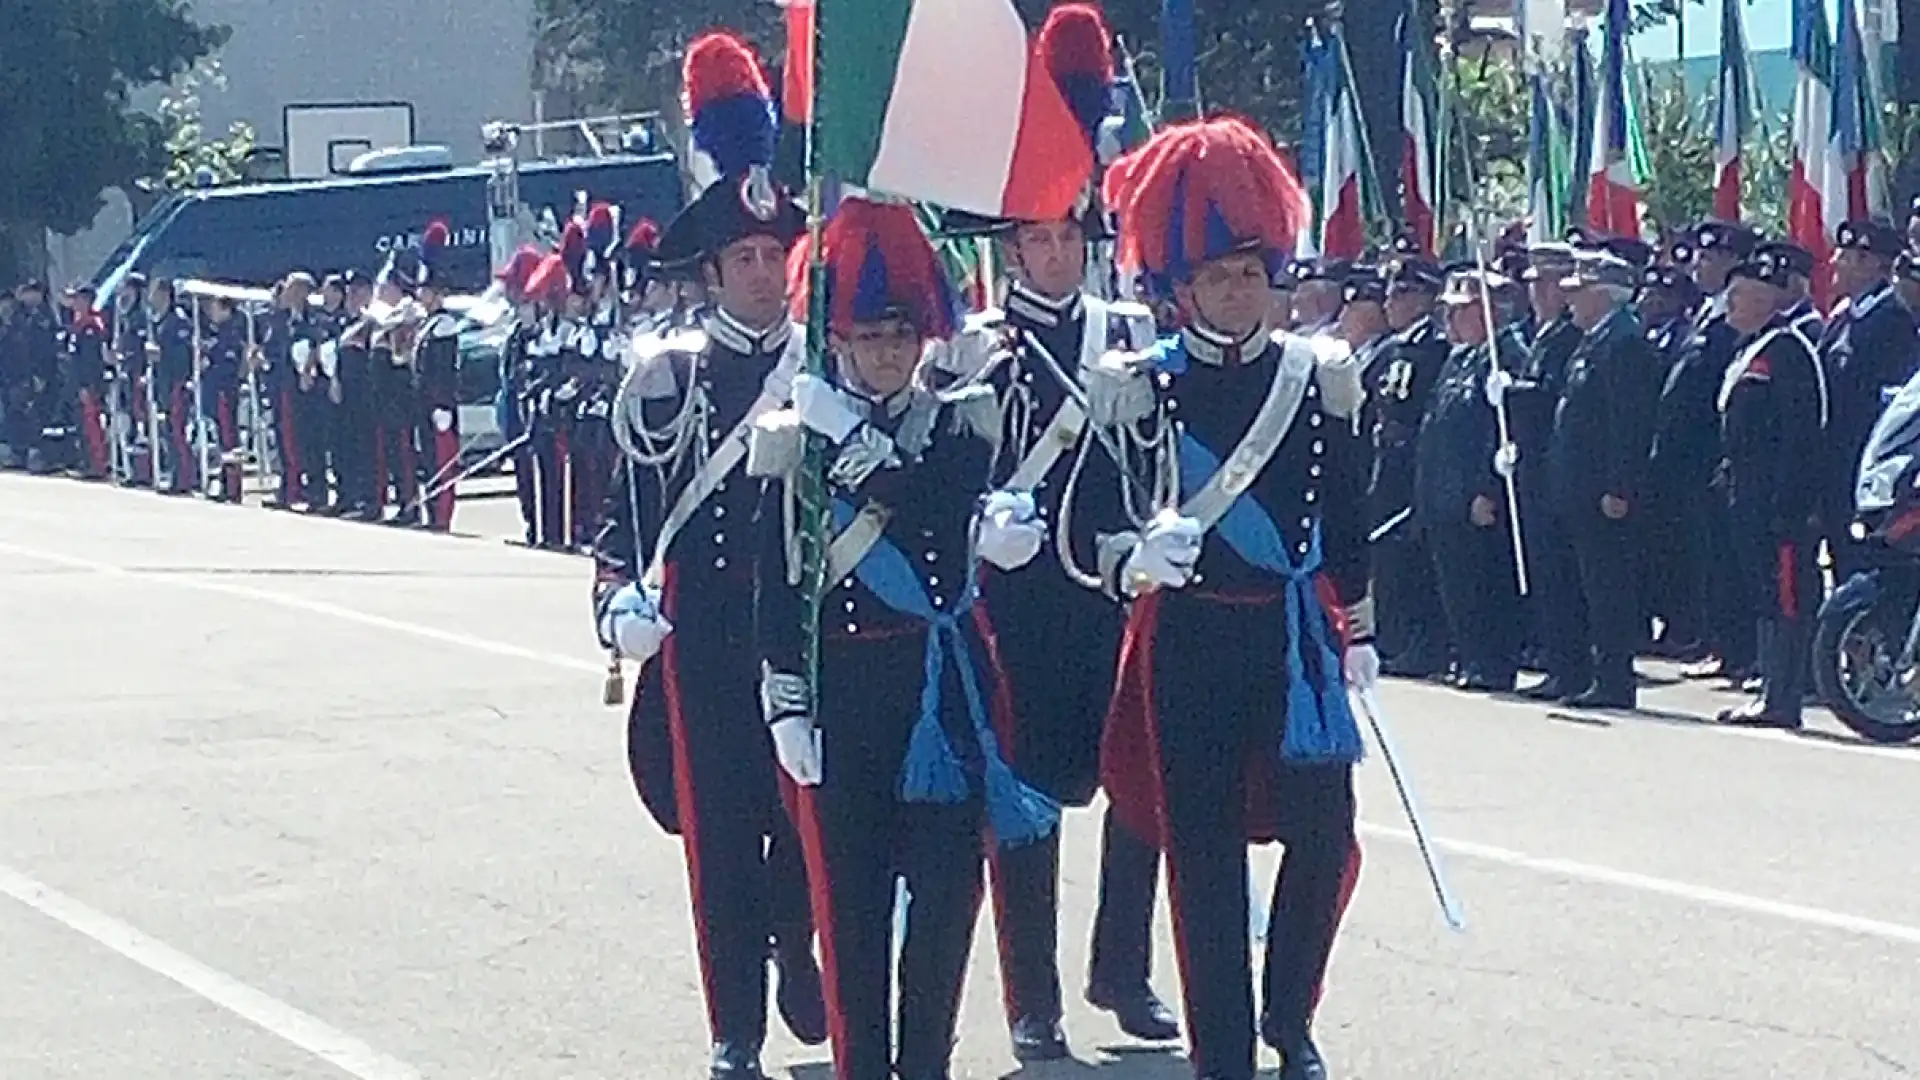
[3,471,1919,1080]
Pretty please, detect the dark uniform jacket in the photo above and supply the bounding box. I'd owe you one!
[1822,283,1918,500]
[973,284,1140,805]
[1548,307,1657,512]
[1721,320,1827,536]
[1415,330,1530,526]
[1650,302,1741,497]
[1367,315,1448,529]
[595,314,794,834]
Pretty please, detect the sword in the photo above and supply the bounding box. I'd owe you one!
[1368,505,1412,544]
[1352,686,1466,932]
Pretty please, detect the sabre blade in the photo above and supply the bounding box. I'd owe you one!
[1354,687,1467,932]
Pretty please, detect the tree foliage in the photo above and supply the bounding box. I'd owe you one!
[0,0,228,242]
[145,58,258,194]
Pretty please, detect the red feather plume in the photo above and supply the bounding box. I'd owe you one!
[495,245,545,297]
[1103,116,1309,283]
[524,253,572,303]
[559,219,588,260]
[1039,4,1114,82]
[422,219,451,254]
[683,31,770,118]
[787,198,955,341]
[626,219,660,254]
[587,203,616,232]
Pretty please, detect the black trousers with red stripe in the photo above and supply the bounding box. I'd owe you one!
[631,569,815,1050]
[792,630,987,1080]
[167,383,240,498]
[1149,599,1358,1080]
[1738,515,1820,720]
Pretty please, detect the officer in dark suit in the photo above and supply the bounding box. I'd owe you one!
[592,32,823,1080]
[1368,257,1450,677]
[1539,250,1658,708]
[1714,248,1829,729]
[1822,219,1920,581]
[1510,243,1586,698]
[1638,262,1706,654]
[1419,269,1526,690]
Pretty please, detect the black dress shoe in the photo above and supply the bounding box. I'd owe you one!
[1086,982,1180,1041]
[1276,1034,1328,1080]
[1520,675,1582,702]
[1716,701,1802,730]
[774,948,828,1046]
[1567,683,1635,710]
[1010,1014,1069,1061]
[708,1040,764,1080]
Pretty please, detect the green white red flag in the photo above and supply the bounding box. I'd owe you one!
[813,0,1092,220]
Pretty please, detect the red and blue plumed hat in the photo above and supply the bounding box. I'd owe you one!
[558,218,594,296]
[787,198,960,341]
[1040,4,1114,153]
[495,244,546,304]
[621,219,660,295]
[415,220,450,290]
[1102,116,1310,300]
[684,31,777,180]
[524,253,573,306]
[655,32,804,271]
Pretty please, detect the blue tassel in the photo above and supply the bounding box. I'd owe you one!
[1280,676,1366,763]
[898,712,969,805]
[983,758,1061,849]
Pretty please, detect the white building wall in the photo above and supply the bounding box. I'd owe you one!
[49,0,537,286]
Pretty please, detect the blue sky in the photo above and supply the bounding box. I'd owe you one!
[1632,0,1794,60]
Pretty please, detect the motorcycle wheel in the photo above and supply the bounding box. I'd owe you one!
[1813,570,1920,744]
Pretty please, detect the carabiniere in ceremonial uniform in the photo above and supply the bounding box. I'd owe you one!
[1095,116,1379,1080]
[592,31,823,1080]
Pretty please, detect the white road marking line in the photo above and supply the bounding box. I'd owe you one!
[1359,823,1920,947]
[5,533,1920,951]
[0,862,421,1080]
[0,540,602,676]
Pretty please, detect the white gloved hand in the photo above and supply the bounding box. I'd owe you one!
[975,489,1044,571]
[1121,509,1204,596]
[1484,367,1515,410]
[430,407,454,434]
[769,717,823,786]
[1492,442,1519,479]
[1082,349,1158,427]
[791,372,864,444]
[598,583,673,667]
[1344,642,1381,691]
[761,667,822,786]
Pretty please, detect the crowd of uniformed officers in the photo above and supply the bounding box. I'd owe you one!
[1357,212,1920,730]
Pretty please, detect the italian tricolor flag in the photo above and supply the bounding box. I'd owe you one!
[813,0,1093,221]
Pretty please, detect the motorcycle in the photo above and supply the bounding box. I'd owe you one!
[1813,377,1920,743]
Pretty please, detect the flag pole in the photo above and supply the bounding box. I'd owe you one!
[796,0,831,711]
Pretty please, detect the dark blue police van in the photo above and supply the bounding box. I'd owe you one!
[89,153,685,296]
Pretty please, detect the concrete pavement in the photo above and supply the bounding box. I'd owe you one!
[3,470,1918,1079]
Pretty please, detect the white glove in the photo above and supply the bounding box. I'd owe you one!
[1122,509,1204,596]
[975,489,1044,571]
[598,583,673,667]
[430,407,454,434]
[1344,642,1381,691]
[761,667,822,786]
[1082,349,1158,427]
[290,340,312,370]
[1492,442,1519,479]
[791,372,864,444]
[1485,367,1515,410]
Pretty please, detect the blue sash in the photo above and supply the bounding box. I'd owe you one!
[1175,435,1364,764]
[830,500,1059,848]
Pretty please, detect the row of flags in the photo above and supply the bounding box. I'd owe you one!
[770,0,1893,278]
[1310,0,1895,269]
